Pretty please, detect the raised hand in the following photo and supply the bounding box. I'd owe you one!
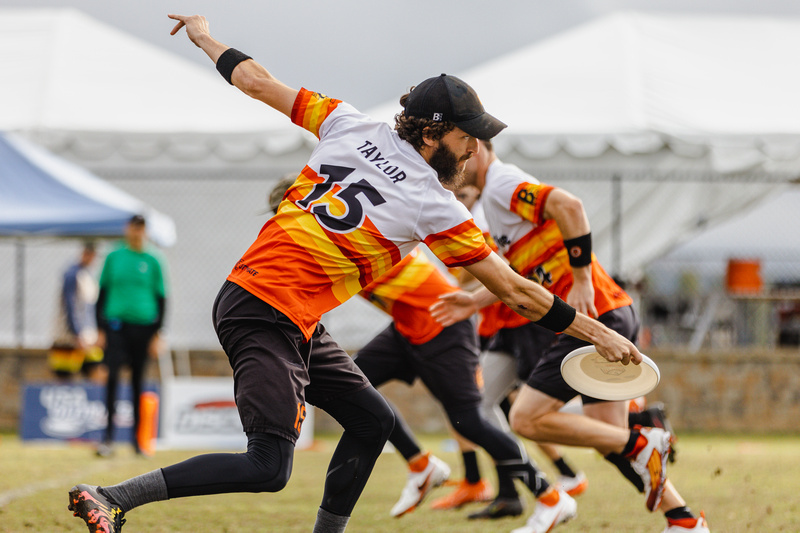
[168,14,211,48]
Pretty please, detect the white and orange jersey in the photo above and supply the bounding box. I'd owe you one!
[469,199,528,337]
[360,247,459,345]
[481,159,631,317]
[227,89,491,340]
[478,301,529,339]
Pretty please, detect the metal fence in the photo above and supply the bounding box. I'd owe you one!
[0,167,392,353]
[3,167,799,354]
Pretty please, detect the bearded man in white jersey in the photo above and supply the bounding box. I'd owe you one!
[66,13,642,533]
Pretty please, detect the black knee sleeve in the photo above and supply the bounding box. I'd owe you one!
[242,433,294,492]
[163,432,294,498]
[605,452,644,493]
[387,400,423,460]
[446,407,521,461]
[319,386,395,516]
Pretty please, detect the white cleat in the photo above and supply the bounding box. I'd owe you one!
[629,427,672,511]
[663,511,710,532]
[511,488,577,533]
[390,454,451,517]
[556,471,588,497]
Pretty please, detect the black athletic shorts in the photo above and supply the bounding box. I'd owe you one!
[353,319,482,413]
[483,321,558,381]
[213,280,370,444]
[526,305,640,405]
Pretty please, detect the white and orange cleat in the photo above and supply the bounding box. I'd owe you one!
[390,453,451,517]
[628,427,672,511]
[511,487,577,533]
[663,511,710,532]
[556,471,588,497]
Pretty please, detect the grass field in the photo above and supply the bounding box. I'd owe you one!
[1,432,798,532]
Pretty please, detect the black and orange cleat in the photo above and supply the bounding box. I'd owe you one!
[68,484,126,533]
[467,496,525,520]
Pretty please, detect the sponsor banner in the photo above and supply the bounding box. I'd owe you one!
[160,377,314,450]
[20,382,158,442]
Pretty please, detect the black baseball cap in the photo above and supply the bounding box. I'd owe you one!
[403,74,507,140]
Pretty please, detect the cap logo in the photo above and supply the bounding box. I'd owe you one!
[432,112,443,121]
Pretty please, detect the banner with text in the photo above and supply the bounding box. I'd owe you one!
[159,377,314,450]
[20,382,157,442]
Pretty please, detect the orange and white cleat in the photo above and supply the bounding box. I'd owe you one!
[663,511,710,532]
[430,478,493,510]
[511,487,577,533]
[556,471,588,497]
[390,453,451,517]
[628,427,672,511]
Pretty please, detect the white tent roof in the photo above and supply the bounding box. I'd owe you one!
[0,8,306,164]
[368,12,800,278]
[370,11,800,172]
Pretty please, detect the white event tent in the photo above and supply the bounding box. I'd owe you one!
[0,8,323,350]
[0,9,323,443]
[369,12,800,280]
[0,7,311,168]
[5,9,800,350]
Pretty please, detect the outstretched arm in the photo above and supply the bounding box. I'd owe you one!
[168,14,298,117]
[435,252,640,365]
[428,285,498,326]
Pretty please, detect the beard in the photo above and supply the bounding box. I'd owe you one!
[429,143,470,188]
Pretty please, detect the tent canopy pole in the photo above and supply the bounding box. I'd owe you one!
[611,174,622,280]
[15,238,24,349]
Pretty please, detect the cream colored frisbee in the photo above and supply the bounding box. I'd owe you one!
[560,346,660,401]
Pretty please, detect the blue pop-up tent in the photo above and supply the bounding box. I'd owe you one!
[0,132,175,246]
[0,132,176,347]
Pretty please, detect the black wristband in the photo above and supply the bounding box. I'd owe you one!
[534,295,576,333]
[563,232,592,268]
[216,48,252,85]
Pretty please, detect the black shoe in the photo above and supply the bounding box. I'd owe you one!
[467,496,524,519]
[643,403,677,463]
[68,484,126,532]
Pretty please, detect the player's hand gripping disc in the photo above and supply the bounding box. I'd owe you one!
[560,346,660,401]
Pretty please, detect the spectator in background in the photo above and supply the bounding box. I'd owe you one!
[49,241,105,382]
[95,215,168,457]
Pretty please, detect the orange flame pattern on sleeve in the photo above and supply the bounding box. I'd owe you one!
[291,88,341,138]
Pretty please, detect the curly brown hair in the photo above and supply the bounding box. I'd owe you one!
[268,173,298,214]
[394,90,455,150]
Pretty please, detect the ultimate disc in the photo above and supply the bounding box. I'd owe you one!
[560,346,660,401]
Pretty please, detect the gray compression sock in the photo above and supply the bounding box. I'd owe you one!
[100,469,169,513]
[312,507,350,533]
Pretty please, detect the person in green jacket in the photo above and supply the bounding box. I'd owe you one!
[95,215,168,456]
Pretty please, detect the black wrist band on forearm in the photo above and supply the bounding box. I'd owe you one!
[216,48,252,85]
[563,232,592,268]
[535,295,577,333]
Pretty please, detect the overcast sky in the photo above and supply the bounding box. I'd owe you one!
[5,0,800,109]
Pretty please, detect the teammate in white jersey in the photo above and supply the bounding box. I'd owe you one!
[433,140,709,533]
